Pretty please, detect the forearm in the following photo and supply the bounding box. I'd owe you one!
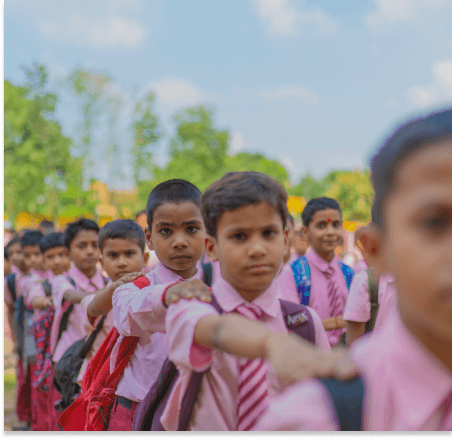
[87,283,118,318]
[322,315,347,331]
[194,314,273,359]
[345,321,366,346]
[30,296,49,311]
[63,289,87,304]
[7,306,16,344]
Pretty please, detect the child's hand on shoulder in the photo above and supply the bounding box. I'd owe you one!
[164,279,212,307]
[114,272,145,288]
[265,333,357,385]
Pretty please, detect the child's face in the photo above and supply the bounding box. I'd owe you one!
[303,208,342,261]
[101,238,147,282]
[206,202,287,302]
[146,202,205,279]
[22,245,45,271]
[7,242,26,272]
[4,257,11,277]
[69,230,101,276]
[378,139,452,342]
[43,246,71,276]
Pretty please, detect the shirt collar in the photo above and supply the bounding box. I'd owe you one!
[305,247,338,273]
[153,260,202,284]
[212,275,279,319]
[68,264,105,290]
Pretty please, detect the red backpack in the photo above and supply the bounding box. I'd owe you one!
[58,276,151,431]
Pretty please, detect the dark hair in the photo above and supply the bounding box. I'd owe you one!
[4,247,9,260]
[301,197,342,227]
[99,220,146,252]
[40,232,67,254]
[135,210,147,220]
[202,171,288,237]
[287,213,294,226]
[39,219,55,233]
[21,230,44,248]
[6,236,21,249]
[64,218,99,249]
[146,179,202,228]
[371,108,452,227]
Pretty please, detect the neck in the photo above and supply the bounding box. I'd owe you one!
[314,248,335,263]
[168,265,198,280]
[80,266,97,279]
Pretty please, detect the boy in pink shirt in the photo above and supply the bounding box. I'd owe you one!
[51,218,107,413]
[161,172,331,431]
[107,179,210,431]
[255,108,452,431]
[278,198,354,347]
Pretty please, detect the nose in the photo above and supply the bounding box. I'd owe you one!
[117,254,128,267]
[248,236,266,258]
[172,232,188,249]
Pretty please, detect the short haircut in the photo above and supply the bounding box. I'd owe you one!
[40,232,67,254]
[21,230,44,248]
[146,179,202,228]
[371,108,452,228]
[39,219,55,233]
[202,171,288,237]
[6,236,21,250]
[4,247,9,260]
[64,218,99,249]
[302,197,342,228]
[99,220,146,252]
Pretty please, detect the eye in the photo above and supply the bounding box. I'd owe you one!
[317,223,325,229]
[186,226,199,234]
[159,228,172,236]
[424,214,448,232]
[126,251,136,257]
[263,229,276,238]
[232,232,246,241]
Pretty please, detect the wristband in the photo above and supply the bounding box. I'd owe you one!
[161,281,182,308]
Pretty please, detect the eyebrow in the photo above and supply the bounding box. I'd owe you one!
[155,220,202,227]
[226,223,281,233]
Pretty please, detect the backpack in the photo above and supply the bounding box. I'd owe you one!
[6,272,16,302]
[319,376,365,431]
[364,268,380,334]
[133,294,317,431]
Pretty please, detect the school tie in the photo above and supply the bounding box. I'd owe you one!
[440,389,452,431]
[324,266,340,317]
[234,302,269,431]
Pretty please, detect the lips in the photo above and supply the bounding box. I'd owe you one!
[170,255,192,260]
[246,264,272,273]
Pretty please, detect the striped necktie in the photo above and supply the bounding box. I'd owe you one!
[234,302,269,431]
[324,266,340,317]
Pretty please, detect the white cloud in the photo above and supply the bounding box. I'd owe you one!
[260,86,319,105]
[408,60,452,108]
[252,0,338,37]
[230,131,246,154]
[38,13,147,48]
[365,0,448,31]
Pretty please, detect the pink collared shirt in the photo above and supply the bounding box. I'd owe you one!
[278,248,350,346]
[255,310,452,431]
[17,269,48,307]
[343,271,398,334]
[112,261,203,402]
[51,264,107,362]
[26,270,57,325]
[352,259,368,275]
[162,276,331,431]
[76,284,115,386]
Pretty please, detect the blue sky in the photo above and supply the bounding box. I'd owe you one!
[5,0,452,189]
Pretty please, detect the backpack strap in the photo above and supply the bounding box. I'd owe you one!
[56,276,77,344]
[365,269,380,333]
[101,275,109,287]
[337,261,355,291]
[42,279,52,297]
[201,263,213,288]
[290,256,311,305]
[6,273,16,302]
[318,376,365,431]
[279,299,316,345]
[78,315,107,358]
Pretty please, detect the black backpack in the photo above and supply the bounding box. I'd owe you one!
[53,315,106,411]
[133,263,317,431]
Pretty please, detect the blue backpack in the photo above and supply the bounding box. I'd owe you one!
[290,255,354,305]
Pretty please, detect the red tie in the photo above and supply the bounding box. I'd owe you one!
[234,303,269,431]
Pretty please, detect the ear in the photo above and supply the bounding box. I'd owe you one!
[144,227,154,251]
[205,235,219,262]
[143,251,150,265]
[301,226,309,241]
[358,223,385,278]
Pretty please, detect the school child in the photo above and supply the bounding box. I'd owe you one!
[4,236,29,430]
[75,219,149,387]
[104,179,210,431]
[278,197,354,347]
[26,232,71,431]
[50,218,107,413]
[158,172,330,431]
[5,247,11,276]
[254,108,452,431]
[351,226,368,274]
[283,214,298,265]
[343,225,398,346]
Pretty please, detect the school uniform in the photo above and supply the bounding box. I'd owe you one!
[161,275,331,431]
[50,264,106,423]
[16,269,48,430]
[352,259,368,275]
[255,310,452,431]
[278,248,349,347]
[343,272,398,334]
[108,261,202,431]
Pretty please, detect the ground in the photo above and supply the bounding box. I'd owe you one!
[4,334,18,431]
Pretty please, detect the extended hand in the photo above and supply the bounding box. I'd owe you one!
[165,279,212,307]
[115,272,144,288]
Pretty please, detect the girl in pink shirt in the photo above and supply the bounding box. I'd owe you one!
[255,108,452,431]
